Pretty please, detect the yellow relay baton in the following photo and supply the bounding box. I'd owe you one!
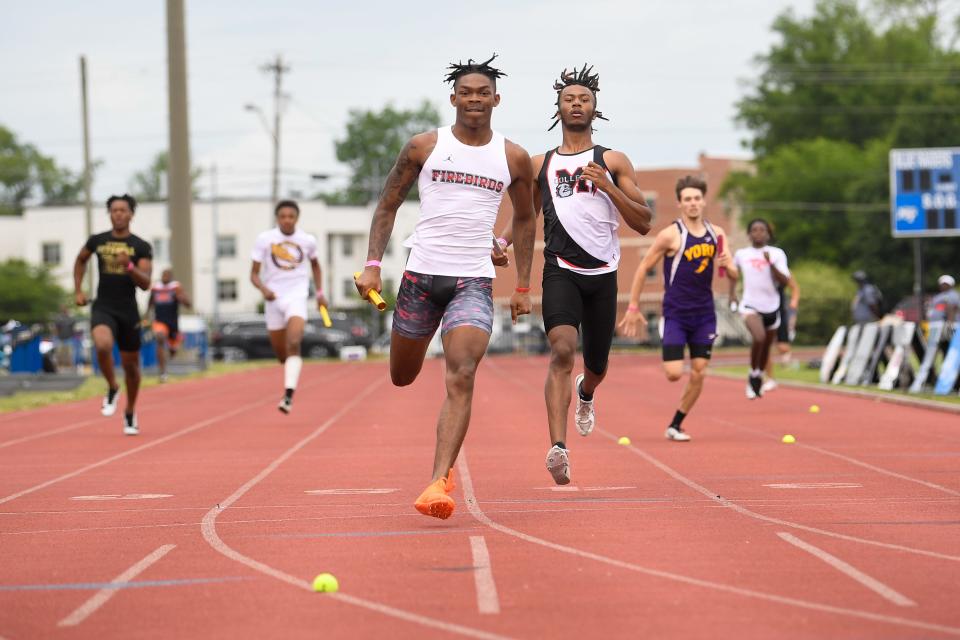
[319,304,332,328]
[354,272,387,311]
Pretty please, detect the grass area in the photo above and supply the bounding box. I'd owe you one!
[713,364,960,406]
[0,360,279,413]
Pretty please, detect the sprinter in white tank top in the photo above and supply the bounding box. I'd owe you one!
[496,65,653,486]
[355,56,537,520]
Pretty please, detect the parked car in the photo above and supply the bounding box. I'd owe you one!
[212,318,349,361]
[308,311,372,347]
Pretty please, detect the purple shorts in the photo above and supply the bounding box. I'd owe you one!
[660,312,717,361]
[392,271,494,339]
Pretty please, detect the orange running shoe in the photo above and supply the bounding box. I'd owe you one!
[414,468,456,519]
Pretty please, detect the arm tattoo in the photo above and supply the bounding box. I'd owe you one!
[366,142,420,260]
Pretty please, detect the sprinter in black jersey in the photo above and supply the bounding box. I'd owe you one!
[74,194,153,435]
[497,65,652,484]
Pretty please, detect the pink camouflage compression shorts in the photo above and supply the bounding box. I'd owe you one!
[392,271,494,339]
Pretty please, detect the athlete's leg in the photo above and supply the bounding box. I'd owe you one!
[119,350,141,413]
[430,326,490,481]
[92,325,119,392]
[155,332,168,376]
[742,313,767,371]
[390,271,445,387]
[389,333,433,386]
[758,328,777,372]
[268,330,288,363]
[545,326,578,445]
[579,272,617,396]
[679,357,709,413]
[278,315,306,409]
[663,360,684,382]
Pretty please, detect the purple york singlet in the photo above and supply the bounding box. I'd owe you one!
[662,222,716,317]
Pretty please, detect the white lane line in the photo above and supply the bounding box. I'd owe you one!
[456,450,960,638]
[776,532,916,607]
[713,417,960,498]
[0,383,250,450]
[0,396,273,506]
[57,544,176,627]
[469,536,500,614]
[200,379,512,640]
[596,429,960,563]
[0,417,100,449]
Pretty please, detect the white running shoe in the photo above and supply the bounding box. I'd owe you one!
[761,379,778,393]
[665,426,691,442]
[101,387,120,417]
[122,413,139,436]
[545,445,570,485]
[574,374,595,436]
[277,396,292,414]
[159,373,169,384]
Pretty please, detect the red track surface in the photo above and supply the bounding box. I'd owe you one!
[1,354,958,639]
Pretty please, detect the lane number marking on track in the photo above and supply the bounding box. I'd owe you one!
[70,494,173,501]
[304,488,399,495]
[534,486,637,492]
[763,483,862,490]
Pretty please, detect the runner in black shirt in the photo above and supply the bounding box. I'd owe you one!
[74,194,153,435]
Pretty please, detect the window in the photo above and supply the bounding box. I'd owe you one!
[41,242,61,266]
[384,241,393,257]
[342,235,354,257]
[217,235,237,258]
[646,265,657,278]
[343,278,357,298]
[217,279,238,301]
[646,196,656,218]
[152,238,166,262]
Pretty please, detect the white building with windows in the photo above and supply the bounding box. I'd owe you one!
[0,200,420,318]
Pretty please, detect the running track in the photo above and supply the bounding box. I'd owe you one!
[1,354,958,639]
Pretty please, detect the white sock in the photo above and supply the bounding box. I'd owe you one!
[284,356,303,390]
[750,368,762,377]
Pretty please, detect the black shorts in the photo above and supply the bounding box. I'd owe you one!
[742,306,781,331]
[91,305,141,352]
[541,261,617,376]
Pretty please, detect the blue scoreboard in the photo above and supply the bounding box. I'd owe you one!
[890,147,960,238]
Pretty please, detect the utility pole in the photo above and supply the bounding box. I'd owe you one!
[263,54,290,208]
[79,55,93,294]
[211,164,220,327]
[166,0,194,298]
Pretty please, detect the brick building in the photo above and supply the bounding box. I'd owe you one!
[491,153,751,339]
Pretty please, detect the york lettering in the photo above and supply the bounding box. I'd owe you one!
[683,243,715,262]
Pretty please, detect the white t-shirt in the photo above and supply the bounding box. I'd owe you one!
[250,227,318,299]
[734,245,790,314]
[405,126,512,278]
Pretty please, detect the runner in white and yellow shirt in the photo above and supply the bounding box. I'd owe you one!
[250,200,327,414]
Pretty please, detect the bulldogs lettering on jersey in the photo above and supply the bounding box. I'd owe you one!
[539,145,620,274]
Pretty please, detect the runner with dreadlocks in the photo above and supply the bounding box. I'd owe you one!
[356,55,536,518]
[496,64,652,484]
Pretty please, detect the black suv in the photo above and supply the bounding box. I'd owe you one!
[212,318,350,361]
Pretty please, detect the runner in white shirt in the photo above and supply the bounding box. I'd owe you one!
[250,200,327,414]
[730,218,790,398]
[356,55,536,520]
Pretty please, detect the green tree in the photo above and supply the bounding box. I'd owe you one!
[727,0,960,307]
[791,261,857,343]
[0,259,66,324]
[325,101,441,205]
[0,125,87,215]
[128,151,202,201]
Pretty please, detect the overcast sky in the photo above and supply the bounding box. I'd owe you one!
[2,0,816,202]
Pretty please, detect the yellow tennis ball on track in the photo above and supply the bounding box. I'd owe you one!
[617,436,631,446]
[809,405,820,413]
[312,573,339,593]
[782,434,796,444]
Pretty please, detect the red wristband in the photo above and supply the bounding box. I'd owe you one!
[126,261,134,272]
[515,287,530,293]
[627,305,639,312]
[365,260,382,268]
